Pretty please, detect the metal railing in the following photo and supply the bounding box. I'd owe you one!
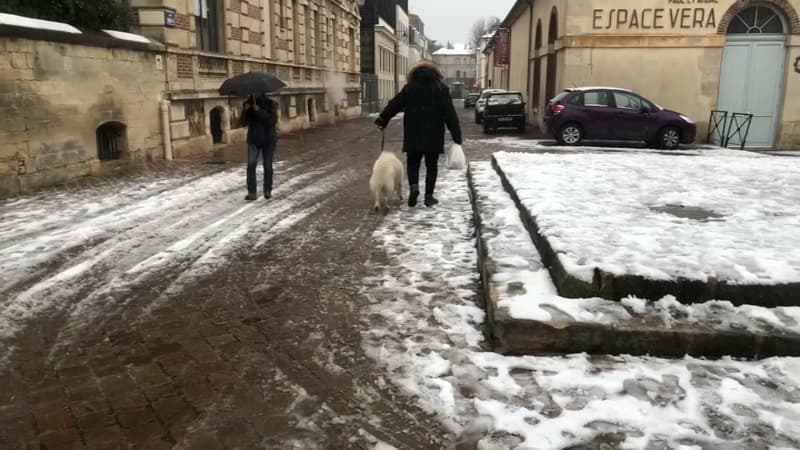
[706,110,754,150]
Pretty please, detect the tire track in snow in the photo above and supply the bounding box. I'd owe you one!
[0,163,347,360]
[0,161,308,294]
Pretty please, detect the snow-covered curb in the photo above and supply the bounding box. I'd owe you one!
[492,151,800,307]
[469,161,800,358]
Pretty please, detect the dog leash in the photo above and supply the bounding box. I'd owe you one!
[380,128,385,152]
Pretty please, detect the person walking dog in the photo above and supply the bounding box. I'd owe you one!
[241,93,278,201]
[374,60,462,207]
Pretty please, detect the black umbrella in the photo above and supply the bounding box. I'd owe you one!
[219,71,287,97]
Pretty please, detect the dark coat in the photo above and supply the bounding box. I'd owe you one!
[375,61,463,154]
[241,96,278,148]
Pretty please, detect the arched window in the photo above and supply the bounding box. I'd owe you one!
[548,7,558,44]
[535,20,542,50]
[210,106,225,144]
[96,122,127,161]
[727,5,785,33]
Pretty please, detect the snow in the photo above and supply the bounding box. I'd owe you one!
[433,43,475,56]
[470,161,800,335]
[363,163,800,448]
[103,29,151,43]
[468,137,764,158]
[0,162,345,350]
[493,151,800,285]
[0,13,81,34]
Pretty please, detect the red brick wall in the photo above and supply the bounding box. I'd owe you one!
[232,60,244,75]
[231,26,242,40]
[248,4,261,19]
[177,55,193,78]
[174,12,192,30]
[249,32,264,45]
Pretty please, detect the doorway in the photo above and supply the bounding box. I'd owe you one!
[717,5,787,148]
[210,106,225,144]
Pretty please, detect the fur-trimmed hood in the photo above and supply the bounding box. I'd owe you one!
[407,60,443,84]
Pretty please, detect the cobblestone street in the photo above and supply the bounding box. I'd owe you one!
[0,107,515,450]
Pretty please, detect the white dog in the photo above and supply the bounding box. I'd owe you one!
[369,150,405,214]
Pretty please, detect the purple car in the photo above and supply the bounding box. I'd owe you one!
[544,87,696,149]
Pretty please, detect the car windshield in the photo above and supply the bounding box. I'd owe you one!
[487,94,523,105]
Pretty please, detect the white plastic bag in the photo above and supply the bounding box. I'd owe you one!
[446,143,466,170]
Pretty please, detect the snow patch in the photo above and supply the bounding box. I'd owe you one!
[103,29,151,43]
[0,13,81,34]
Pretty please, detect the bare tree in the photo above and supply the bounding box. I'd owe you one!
[470,16,501,48]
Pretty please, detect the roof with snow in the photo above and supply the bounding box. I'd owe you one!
[433,44,475,56]
[0,12,161,50]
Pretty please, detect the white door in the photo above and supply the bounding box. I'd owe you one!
[717,3,789,149]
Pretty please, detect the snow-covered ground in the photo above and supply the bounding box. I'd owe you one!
[0,162,350,355]
[469,161,800,336]
[468,137,765,158]
[493,151,800,285]
[362,166,800,449]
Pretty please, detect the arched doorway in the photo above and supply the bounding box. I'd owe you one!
[210,106,225,144]
[717,4,788,148]
[545,7,559,102]
[96,122,127,161]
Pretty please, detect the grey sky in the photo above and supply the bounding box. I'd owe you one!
[408,0,517,45]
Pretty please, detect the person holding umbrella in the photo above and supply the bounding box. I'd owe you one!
[219,72,286,201]
[241,93,278,200]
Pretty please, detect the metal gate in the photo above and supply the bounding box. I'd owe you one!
[96,122,126,161]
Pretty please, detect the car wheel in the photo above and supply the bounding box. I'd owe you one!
[658,126,681,149]
[558,123,583,146]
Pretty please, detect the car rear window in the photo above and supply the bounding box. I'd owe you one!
[487,94,523,105]
[551,91,571,103]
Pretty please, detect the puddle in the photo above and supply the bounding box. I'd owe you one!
[650,204,724,222]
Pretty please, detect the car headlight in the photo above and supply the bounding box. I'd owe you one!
[679,114,695,124]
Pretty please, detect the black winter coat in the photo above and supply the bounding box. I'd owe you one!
[241,97,278,148]
[375,62,463,154]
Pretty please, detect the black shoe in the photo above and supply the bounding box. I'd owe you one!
[264,190,272,200]
[424,196,439,207]
[408,189,420,207]
[245,193,257,201]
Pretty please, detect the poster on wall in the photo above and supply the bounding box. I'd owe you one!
[495,29,510,66]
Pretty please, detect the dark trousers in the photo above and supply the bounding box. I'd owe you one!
[247,142,275,194]
[407,152,440,196]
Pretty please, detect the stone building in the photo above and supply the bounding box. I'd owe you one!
[477,32,493,90]
[0,1,363,196]
[491,0,800,149]
[408,13,429,67]
[0,20,168,196]
[359,0,413,112]
[131,0,363,158]
[432,44,477,98]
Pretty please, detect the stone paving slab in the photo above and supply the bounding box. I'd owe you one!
[469,161,800,358]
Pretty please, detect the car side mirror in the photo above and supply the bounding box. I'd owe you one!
[640,105,650,114]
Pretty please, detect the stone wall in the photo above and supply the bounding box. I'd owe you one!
[0,34,167,196]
